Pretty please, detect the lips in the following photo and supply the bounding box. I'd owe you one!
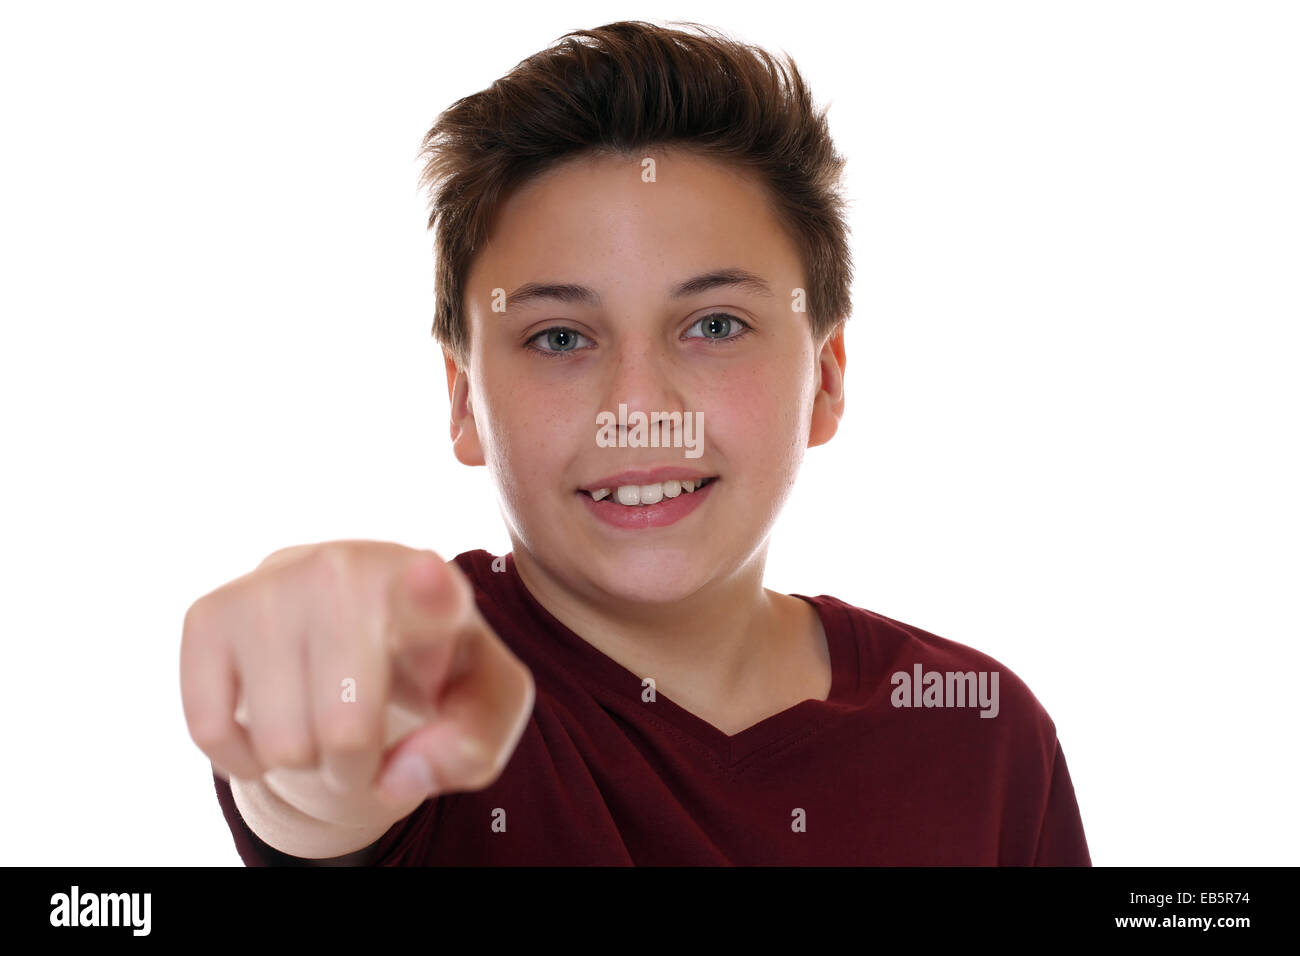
[578,473,717,528]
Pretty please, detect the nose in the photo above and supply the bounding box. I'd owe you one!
[598,332,688,439]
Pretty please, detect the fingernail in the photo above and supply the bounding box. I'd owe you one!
[380,753,435,802]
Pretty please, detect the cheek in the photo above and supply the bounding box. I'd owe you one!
[479,379,583,488]
[702,361,808,464]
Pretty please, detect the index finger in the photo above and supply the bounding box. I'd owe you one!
[386,551,477,682]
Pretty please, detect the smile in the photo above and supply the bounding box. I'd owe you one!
[576,473,718,529]
[581,476,717,506]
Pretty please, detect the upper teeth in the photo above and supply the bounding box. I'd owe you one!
[590,478,710,504]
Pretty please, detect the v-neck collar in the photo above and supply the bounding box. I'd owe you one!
[495,551,860,768]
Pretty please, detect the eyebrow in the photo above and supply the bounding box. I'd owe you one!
[504,268,775,309]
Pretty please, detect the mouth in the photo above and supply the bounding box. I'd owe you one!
[579,476,718,506]
[577,474,718,529]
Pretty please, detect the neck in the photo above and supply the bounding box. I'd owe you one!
[510,544,783,713]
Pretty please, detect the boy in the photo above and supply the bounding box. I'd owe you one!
[182,20,1091,865]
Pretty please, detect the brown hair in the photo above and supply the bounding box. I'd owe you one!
[417,20,853,367]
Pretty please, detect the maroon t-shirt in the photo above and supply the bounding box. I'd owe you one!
[212,549,1091,865]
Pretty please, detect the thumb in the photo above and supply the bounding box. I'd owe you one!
[374,721,485,806]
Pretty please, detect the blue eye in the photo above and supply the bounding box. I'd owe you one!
[685,313,752,341]
[527,315,751,357]
[527,327,592,356]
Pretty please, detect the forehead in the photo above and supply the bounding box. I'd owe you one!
[469,147,801,287]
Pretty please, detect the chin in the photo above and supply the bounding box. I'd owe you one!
[577,543,722,605]
[588,571,707,606]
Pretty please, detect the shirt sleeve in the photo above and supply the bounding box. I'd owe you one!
[212,769,420,866]
[1032,741,1091,866]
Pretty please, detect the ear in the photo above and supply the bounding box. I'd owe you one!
[808,325,846,448]
[443,348,485,467]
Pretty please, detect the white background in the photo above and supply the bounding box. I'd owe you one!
[1,0,1295,866]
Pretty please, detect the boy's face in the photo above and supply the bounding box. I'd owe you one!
[447,147,845,605]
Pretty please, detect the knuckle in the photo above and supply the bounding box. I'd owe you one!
[182,597,210,639]
[256,543,313,572]
[188,716,230,753]
[248,577,287,650]
[255,729,317,769]
[317,709,377,755]
[308,543,353,595]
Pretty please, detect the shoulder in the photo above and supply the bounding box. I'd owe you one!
[803,593,1061,756]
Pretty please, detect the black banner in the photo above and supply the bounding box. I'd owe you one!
[8,866,1281,941]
